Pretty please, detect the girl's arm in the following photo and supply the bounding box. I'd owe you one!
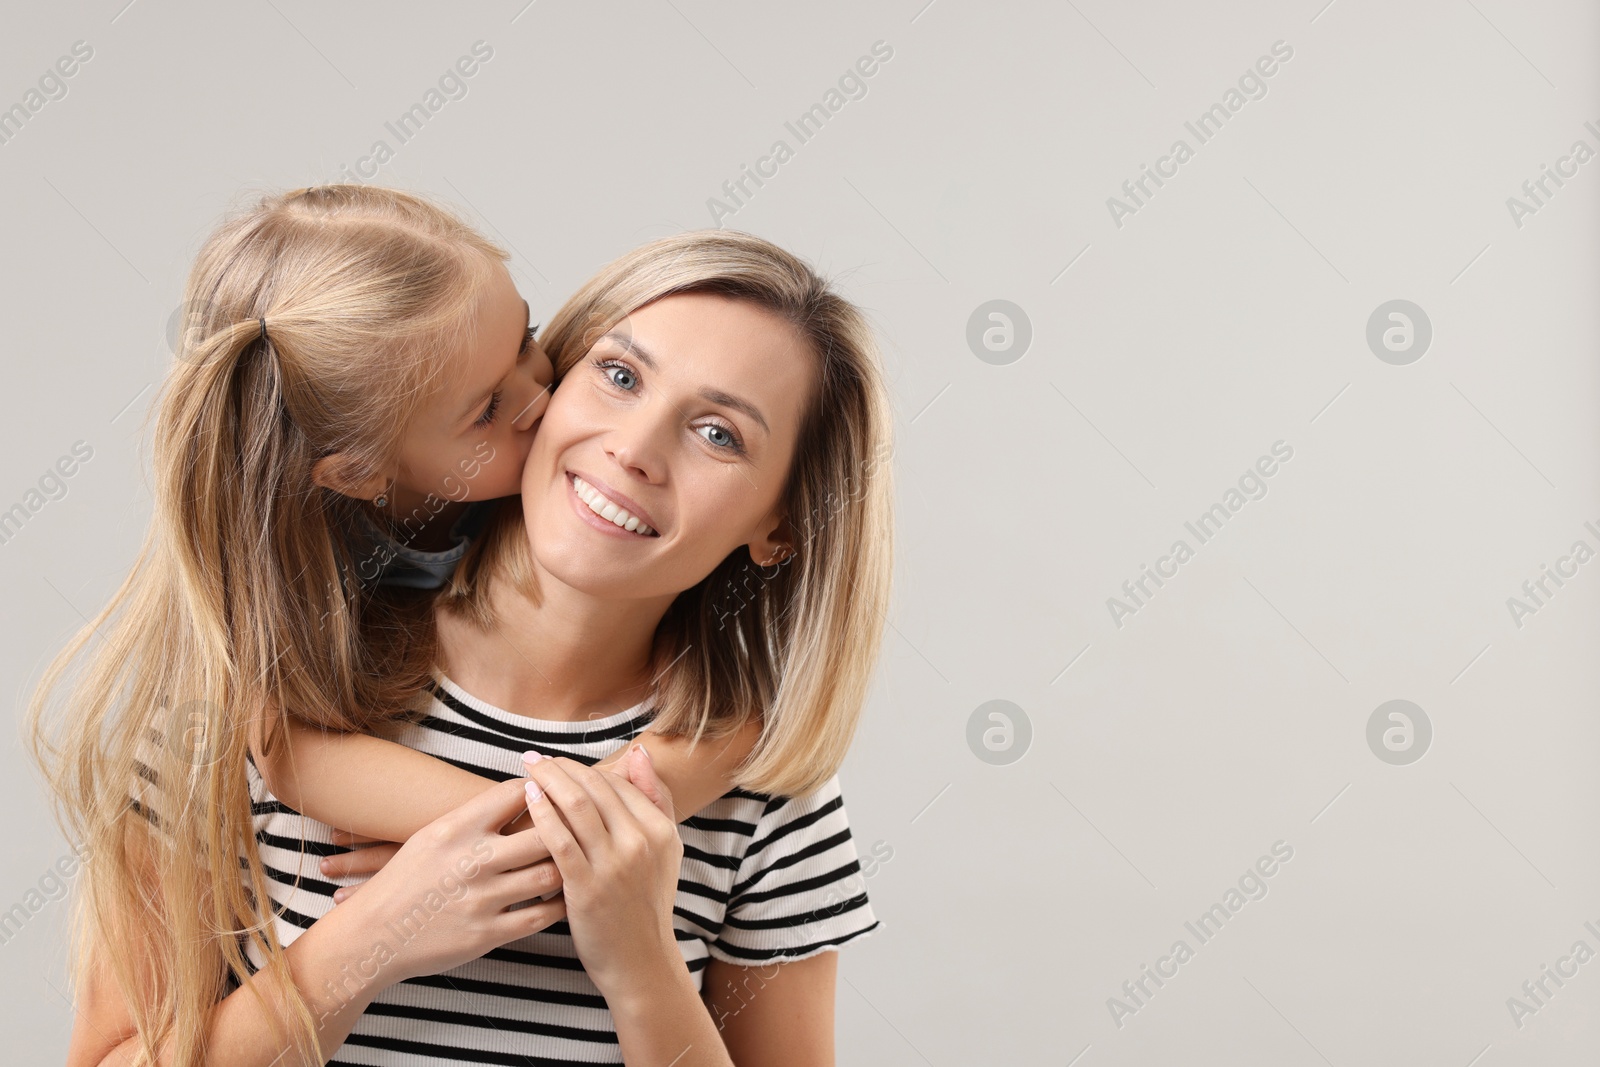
[592,717,762,822]
[71,782,566,1066]
[71,888,389,1067]
[250,712,761,843]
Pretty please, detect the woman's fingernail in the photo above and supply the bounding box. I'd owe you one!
[332,889,345,903]
[525,780,543,802]
[319,859,330,872]
[637,743,652,763]
[522,750,544,764]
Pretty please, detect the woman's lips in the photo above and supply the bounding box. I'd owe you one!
[566,471,660,539]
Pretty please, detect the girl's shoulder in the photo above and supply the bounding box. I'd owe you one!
[350,500,499,592]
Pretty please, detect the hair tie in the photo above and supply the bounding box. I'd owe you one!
[258,317,268,343]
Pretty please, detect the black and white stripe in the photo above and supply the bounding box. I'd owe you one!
[133,677,878,1065]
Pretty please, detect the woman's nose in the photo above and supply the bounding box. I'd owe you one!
[606,407,669,483]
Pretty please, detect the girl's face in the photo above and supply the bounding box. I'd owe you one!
[520,292,816,601]
[391,261,554,505]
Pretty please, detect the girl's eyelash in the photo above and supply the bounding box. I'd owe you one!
[589,356,746,455]
[475,327,537,430]
[474,389,502,427]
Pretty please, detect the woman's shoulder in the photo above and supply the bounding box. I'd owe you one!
[684,774,852,841]
[692,774,881,964]
[688,774,867,896]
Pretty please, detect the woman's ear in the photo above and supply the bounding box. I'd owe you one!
[747,512,798,569]
[311,453,391,502]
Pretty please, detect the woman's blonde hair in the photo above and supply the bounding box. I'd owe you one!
[25,185,507,1066]
[445,230,895,798]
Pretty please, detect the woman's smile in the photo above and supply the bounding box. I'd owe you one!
[567,470,661,538]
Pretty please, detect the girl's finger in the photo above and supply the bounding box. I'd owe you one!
[319,842,401,879]
[461,776,558,842]
[607,755,681,833]
[622,744,677,822]
[489,894,567,944]
[329,827,389,847]
[484,859,564,909]
[498,809,535,836]
[493,819,554,870]
[524,777,592,885]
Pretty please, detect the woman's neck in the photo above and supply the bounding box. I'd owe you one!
[435,564,678,723]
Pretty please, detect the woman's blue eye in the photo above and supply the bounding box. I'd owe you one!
[697,422,745,454]
[593,356,744,454]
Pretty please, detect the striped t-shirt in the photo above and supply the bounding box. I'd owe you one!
[208,677,879,1065]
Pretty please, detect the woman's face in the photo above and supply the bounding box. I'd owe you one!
[520,291,815,601]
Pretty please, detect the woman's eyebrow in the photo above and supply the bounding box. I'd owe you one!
[603,331,658,369]
[700,387,768,435]
[601,332,770,435]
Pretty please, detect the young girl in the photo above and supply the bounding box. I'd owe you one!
[26,186,768,1067]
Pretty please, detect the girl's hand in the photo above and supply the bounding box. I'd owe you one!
[522,745,684,999]
[321,830,402,902]
[333,777,568,986]
[322,816,551,903]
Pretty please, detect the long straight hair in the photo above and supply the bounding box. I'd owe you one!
[445,231,895,797]
[25,185,507,1066]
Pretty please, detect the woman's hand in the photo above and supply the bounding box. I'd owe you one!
[522,744,685,1000]
[331,776,568,986]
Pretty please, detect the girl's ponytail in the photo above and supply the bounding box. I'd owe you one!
[25,185,507,1067]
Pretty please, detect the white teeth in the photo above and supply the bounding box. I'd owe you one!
[572,476,655,536]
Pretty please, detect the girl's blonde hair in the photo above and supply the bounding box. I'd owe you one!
[25,185,507,1066]
[446,231,895,798]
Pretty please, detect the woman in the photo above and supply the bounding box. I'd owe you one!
[68,231,895,1065]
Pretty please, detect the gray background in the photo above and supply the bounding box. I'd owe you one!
[3,1,1597,1063]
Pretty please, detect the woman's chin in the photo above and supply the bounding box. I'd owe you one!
[542,562,657,602]
[530,531,640,589]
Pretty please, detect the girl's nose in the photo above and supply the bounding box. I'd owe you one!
[510,382,550,432]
